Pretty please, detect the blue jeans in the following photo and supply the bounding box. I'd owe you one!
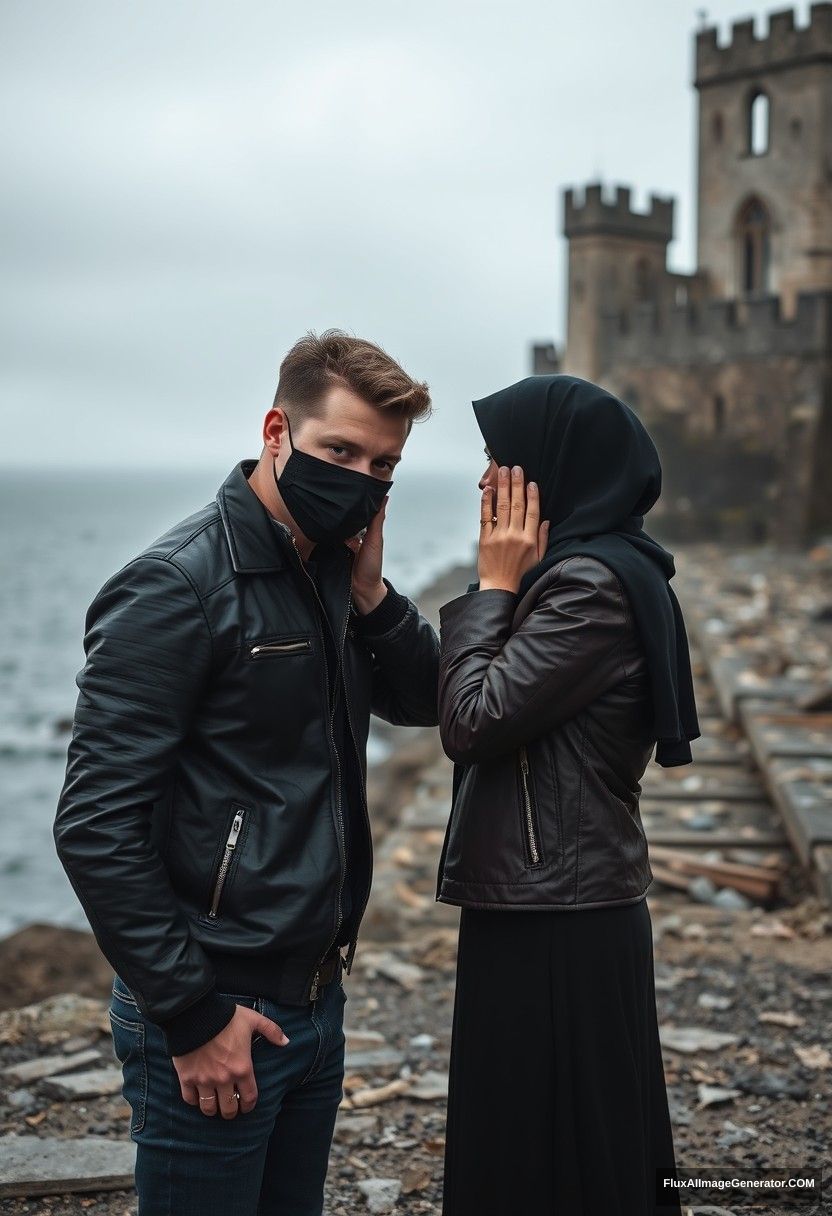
[108,970,346,1216]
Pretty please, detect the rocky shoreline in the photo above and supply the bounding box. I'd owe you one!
[1,546,831,1214]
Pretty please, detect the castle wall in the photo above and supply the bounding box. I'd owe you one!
[600,291,832,366]
[598,293,832,543]
[566,235,669,380]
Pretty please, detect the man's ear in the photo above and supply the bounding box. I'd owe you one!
[262,407,286,457]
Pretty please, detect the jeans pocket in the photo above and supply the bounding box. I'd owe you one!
[216,993,265,1047]
[108,1008,147,1134]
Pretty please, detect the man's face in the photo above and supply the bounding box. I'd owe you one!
[273,384,408,482]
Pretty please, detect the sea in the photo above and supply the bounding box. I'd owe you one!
[0,466,479,938]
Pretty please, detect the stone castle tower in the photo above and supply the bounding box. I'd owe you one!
[534,3,832,544]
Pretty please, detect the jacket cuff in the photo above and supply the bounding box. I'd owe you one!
[353,577,410,636]
[157,988,238,1057]
[439,587,517,645]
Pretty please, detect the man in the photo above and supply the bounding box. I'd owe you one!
[54,329,440,1215]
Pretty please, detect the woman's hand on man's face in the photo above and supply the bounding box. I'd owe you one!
[477,465,549,594]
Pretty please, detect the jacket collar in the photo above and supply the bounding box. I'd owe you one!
[216,459,355,593]
[217,459,291,574]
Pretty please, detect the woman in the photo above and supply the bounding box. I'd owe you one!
[436,374,699,1216]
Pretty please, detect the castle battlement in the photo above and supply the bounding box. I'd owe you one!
[601,290,832,365]
[563,184,674,244]
[695,3,832,86]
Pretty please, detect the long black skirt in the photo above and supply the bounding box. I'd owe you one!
[441,897,682,1216]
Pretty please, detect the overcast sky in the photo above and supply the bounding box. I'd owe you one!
[1,0,800,477]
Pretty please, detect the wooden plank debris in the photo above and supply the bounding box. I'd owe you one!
[648,846,783,903]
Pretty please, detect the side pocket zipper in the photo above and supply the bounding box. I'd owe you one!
[519,746,541,865]
[207,809,246,918]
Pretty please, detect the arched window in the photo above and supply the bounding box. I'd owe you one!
[748,89,770,155]
[737,197,771,295]
[634,258,653,302]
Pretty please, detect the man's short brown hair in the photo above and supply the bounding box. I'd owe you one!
[274,329,431,431]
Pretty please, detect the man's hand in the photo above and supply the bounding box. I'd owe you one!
[478,466,550,594]
[172,1004,289,1118]
[346,495,389,615]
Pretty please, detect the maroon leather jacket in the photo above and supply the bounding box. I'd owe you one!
[435,555,655,910]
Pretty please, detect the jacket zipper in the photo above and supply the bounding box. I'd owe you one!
[340,615,373,976]
[207,808,245,918]
[278,524,348,1001]
[250,639,312,657]
[519,746,541,865]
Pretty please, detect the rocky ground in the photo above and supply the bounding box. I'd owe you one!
[1,895,830,1215]
[1,546,831,1215]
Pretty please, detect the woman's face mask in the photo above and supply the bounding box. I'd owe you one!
[273,412,393,543]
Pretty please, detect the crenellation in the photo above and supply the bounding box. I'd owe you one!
[730,17,757,46]
[768,8,796,39]
[695,27,720,54]
[695,3,832,85]
[745,295,783,327]
[602,291,832,365]
[563,182,674,243]
[706,300,740,330]
[666,302,701,337]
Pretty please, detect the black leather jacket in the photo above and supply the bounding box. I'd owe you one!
[435,555,655,909]
[54,460,439,1051]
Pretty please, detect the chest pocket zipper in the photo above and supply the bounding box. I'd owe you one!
[250,638,312,657]
[207,808,246,918]
[519,746,542,866]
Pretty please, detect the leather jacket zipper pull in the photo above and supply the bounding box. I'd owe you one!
[250,639,311,656]
[208,810,245,918]
[519,747,541,865]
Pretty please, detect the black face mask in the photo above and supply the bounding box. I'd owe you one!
[273,412,393,543]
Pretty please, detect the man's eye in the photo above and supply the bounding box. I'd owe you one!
[328,445,347,457]
[374,460,394,472]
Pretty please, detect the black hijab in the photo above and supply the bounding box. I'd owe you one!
[468,374,700,767]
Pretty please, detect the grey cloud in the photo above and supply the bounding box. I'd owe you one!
[2,0,752,470]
